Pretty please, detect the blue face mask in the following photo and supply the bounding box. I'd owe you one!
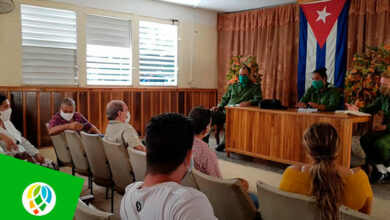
[239,75,249,85]
[312,80,324,90]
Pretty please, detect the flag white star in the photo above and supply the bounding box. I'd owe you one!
[316,6,331,23]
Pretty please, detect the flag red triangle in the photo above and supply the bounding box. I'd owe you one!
[301,0,346,48]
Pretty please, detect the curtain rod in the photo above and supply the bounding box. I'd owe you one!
[221,2,296,14]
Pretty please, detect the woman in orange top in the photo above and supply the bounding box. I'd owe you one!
[279,122,373,220]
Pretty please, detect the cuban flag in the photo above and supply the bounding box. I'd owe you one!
[297,0,349,99]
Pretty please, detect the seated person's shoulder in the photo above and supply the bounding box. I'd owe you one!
[288,164,302,172]
[73,112,88,121]
[327,84,340,93]
[167,183,208,202]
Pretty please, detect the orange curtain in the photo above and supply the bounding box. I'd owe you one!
[347,0,390,64]
[218,0,390,107]
[217,4,300,106]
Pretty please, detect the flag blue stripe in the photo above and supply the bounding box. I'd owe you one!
[334,1,349,89]
[316,42,326,69]
[298,7,308,99]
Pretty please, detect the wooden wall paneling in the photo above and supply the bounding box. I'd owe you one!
[210,92,217,108]
[161,91,170,113]
[50,92,54,116]
[159,92,163,114]
[10,92,24,134]
[0,91,7,97]
[37,92,41,147]
[141,92,152,137]
[87,92,91,120]
[111,91,123,101]
[123,91,132,124]
[178,92,185,114]
[0,87,217,147]
[89,92,100,131]
[150,92,154,116]
[25,92,38,147]
[133,92,142,135]
[184,92,190,115]
[200,92,210,108]
[78,92,88,118]
[193,92,201,108]
[39,92,51,146]
[76,92,80,112]
[152,91,160,116]
[23,92,27,137]
[52,92,65,114]
[98,92,102,130]
[100,92,112,134]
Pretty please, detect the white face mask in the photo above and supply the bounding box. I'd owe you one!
[60,110,74,122]
[0,108,12,121]
[125,111,131,123]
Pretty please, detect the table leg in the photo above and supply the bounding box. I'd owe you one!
[227,151,231,158]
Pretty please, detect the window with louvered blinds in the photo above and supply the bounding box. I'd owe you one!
[21,5,78,85]
[139,21,178,86]
[86,15,132,85]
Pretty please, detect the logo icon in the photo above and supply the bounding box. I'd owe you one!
[22,182,56,216]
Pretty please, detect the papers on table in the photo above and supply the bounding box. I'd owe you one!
[334,110,371,116]
[298,108,318,113]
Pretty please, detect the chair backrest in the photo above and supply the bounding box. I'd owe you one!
[127,147,146,182]
[65,130,90,174]
[192,169,257,220]
[339,206,381,220]
[256,181,320,220]
[74,199,115,220]
[102,139,134,194]
[80,132,111,185]
[180,170,199,190]
[46,122,72,165]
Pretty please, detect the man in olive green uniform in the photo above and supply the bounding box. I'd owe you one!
[210,66,262,151]
[296,67,341,111]
[359,75,390,182]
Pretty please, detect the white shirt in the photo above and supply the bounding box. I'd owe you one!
[0,120,39,156]
[120,181,217,220]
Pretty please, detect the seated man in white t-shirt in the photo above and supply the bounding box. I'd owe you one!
[120,113,217,220]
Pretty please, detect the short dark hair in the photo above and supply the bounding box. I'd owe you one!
[60,98,75,108]
[106,100,124,120]
[188,106,211,135]
[145,113,194,175]
[313,67,327,79]
[0,94,7,106]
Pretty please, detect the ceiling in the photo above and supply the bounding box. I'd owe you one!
[156,0,296,13]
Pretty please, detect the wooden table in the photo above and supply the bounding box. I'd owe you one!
[225,107,370,167]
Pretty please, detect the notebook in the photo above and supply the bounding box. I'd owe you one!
[334,110,371,116]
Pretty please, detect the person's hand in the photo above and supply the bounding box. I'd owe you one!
[295,102,307,108]
[346,103,359,111]
[0,133,18,151]
[34,153,45,164]
[210,106,220,112]
[239,101,251,107]
[373,124,387,131]
[308,102,325,110]
[68,122,83,131]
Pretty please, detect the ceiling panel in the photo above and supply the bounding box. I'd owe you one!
[156,0,296,12]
